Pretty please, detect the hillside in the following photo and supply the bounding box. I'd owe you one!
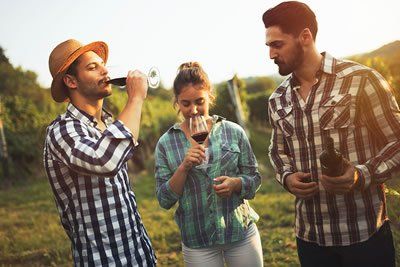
[364,40,400,60]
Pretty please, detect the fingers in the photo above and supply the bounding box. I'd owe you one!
[319,178,353,194]
[319,163,356,194]
[188,148,206,161]
[295,180,318,189]
[290,183,319,199]
[213,178,231,197]
[126,70,148,99]
[213,176,227,186]
[286,173,319,199]
[183,146,206,169]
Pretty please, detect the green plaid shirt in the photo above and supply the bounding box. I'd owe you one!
[155,116,261,248]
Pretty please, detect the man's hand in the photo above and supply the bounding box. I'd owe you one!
[319,160,361,194]
[213,176,242,198]
[285,172,319,199]
[125,70,148,100]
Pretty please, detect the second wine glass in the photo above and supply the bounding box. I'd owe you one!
[106,66,160,88]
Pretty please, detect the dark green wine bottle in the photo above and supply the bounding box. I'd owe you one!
[319,137,344,176]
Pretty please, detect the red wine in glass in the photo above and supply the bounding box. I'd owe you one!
[191,132,208,144]
[189,115,210,169]
[107,77,126,87]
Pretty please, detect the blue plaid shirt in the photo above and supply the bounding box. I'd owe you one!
[155,116,261,248]
[43,104,156,266]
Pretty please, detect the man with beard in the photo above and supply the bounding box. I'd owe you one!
[264,2,396,266]
[44,39,156,266]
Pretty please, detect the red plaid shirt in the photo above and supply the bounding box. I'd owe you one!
[268,52,400,246]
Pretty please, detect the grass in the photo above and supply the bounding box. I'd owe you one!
[1,174,398,266]
[0,173,297,266]
[0,125,399,266]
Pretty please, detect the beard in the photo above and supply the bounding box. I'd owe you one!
[276,42,304,76]
[79,80,112,100]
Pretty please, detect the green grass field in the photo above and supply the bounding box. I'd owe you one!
[0,174,399,266]
[0,126,399,266]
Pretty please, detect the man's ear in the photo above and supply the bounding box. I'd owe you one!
[299,28,314,45]
[63,74,78,90]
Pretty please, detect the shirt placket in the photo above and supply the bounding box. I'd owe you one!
[205,123,224,244]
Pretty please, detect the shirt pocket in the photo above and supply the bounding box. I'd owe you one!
[220,143,241,171]
[271,106,294,137]
[319,94,352,130]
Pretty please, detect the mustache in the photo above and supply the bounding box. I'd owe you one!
[99,76,110,85]
[274,59,283,65]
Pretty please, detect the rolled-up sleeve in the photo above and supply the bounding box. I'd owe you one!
[268,102,296,191]
[356,70,400,188]
[237,127,261,199]
[47,118,136,176]
[154,141,180,209]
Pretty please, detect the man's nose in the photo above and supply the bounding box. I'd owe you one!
[101,65,108,75]
[269,48,277,60]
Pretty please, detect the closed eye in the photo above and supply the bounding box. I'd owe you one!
[267,41,284,49]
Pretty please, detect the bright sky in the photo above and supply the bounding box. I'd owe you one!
[1,0,399,88]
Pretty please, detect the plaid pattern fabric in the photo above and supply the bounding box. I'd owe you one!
[268,52,400,246]
[43,104,156,266]
[155,116,261,249]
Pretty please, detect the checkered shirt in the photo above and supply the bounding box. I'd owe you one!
[155,116,261,248]
[43,104,156,266]
[268,52,400,246]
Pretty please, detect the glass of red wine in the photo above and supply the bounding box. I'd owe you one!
[189,115,210,169]
[106,66,160,88]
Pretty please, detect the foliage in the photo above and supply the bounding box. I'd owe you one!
[348,55,400,103]
[0,46,178,179]
[211,76,248,123]
[246,92,270,125]
[244,76,277,94]
[0,48,66,179]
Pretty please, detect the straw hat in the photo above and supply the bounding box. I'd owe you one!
[48,39,108,102]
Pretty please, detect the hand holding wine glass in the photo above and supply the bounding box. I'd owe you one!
[190,115,210,169]
[125,70,148,100]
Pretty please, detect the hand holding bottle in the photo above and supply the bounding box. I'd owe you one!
[319,159,361,194]
[318,136,362,194]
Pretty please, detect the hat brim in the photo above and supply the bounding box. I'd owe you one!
[51,41,108,102]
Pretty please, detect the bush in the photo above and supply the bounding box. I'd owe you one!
[246,92,270,125]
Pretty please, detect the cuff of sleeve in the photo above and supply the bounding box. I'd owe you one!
[356,164,372,189]
[165,180,181,201]
[105,120,139,147]
[239,177,248,198]
[281,171,294,192]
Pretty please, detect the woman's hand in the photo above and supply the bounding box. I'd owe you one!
[181,144,206,172]
[213,176,242,198]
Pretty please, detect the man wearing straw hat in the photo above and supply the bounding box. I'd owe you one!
[43,39,156,266]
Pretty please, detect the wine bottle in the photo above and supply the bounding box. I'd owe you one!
[319,137,345,176]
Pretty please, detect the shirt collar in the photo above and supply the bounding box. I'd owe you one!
[66,103,113,127]
[289,52,337,88]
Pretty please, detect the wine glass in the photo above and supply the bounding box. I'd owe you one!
[106,66,160,88]
[189,115,210,169]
